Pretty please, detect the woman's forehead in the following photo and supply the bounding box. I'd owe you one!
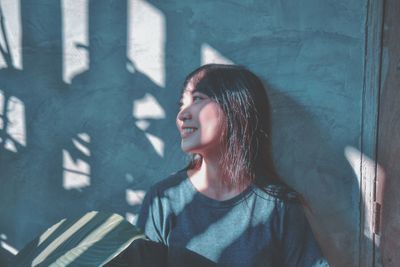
[181,71,209,99]
[184,79,197,92]
[184,70,206,91]
[181,81,197,97]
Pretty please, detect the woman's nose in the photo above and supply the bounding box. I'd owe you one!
[177,108,192,122]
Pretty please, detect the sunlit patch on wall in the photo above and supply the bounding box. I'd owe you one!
[144,132,164,157]
[135,120,150,131]
[63,133,91,190]
[344,146,385,240]
[125,212,138,225]
[133,93,165,157]
[133,93,165,120]
[61,0,89,84]
[126,189,145,206]
[0,90,26,153]
[0,233,18,255]
[201,43,234,65]
[125,173,135,183]
[0,0,22,70]
[344,146,385,191]
[125,189,145,225]
[127,0,165,87]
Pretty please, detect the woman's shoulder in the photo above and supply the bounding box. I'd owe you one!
[146,167,188,196]
[253,182,301,204]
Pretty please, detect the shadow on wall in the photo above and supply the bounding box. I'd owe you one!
[0,0,370,266]
[0,0,179,260]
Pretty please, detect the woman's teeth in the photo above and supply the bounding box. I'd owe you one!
[184,128,196,133]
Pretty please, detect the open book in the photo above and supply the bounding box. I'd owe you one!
[13,211,147,267]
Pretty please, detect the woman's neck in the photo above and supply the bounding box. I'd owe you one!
[188,157,247,201]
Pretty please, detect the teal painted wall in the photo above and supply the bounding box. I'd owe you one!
[0,0,371,266]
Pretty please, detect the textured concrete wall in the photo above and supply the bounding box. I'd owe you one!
[0,0,370,266]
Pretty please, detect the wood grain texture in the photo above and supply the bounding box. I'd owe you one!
[377,0,400,265]
[360,0,384,266]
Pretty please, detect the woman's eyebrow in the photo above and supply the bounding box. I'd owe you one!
[182,90,194,97]
[192,91,207,97]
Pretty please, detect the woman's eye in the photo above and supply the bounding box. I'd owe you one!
[193,96,202,102]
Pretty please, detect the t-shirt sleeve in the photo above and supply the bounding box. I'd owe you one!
[136,187,165,244]
[280,201,330,267]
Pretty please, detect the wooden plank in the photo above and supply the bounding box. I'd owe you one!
[360,0,384,266]
[376,0,400,265]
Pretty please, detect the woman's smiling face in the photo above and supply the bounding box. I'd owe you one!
[176,80,226,157]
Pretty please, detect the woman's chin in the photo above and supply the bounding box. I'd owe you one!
[181,146,196,154]
[181,144,201,154]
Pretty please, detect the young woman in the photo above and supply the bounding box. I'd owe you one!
[137,64,329,267]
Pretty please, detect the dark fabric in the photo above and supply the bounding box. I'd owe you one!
[105,239,219,267]
[137,168,330,267]
[105,239,168,267]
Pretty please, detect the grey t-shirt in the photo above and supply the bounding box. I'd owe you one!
[137,169,329,267]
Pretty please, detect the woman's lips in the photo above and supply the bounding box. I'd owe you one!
[181,127,198,139]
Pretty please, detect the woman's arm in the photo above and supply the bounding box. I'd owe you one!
[280,201,330,267]
[136,187,165,243]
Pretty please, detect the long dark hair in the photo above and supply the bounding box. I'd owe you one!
[182,64,282,190]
